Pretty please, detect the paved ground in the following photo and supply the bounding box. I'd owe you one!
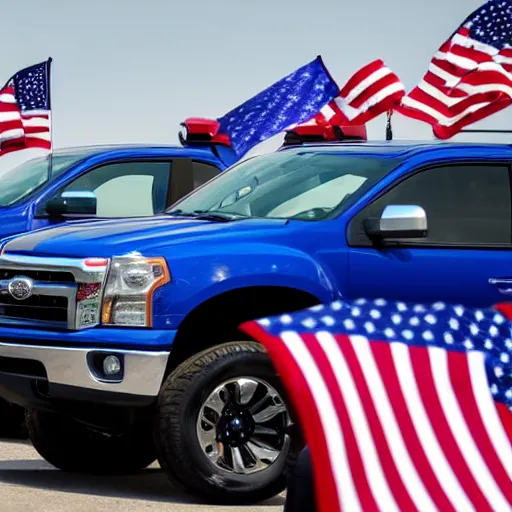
[0,439,284,512]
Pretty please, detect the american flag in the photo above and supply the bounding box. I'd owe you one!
[217,56,339,158]
[308,59,405,127]
[241,299,512,512]
[0,59,52,156]
[397,0,512,139]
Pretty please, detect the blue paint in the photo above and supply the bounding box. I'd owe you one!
[0,142,238,240]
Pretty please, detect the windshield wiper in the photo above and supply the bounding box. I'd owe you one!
[167,209,245,222]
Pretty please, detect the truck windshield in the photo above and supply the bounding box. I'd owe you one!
[167,150,402,221]
[0,153,86,207]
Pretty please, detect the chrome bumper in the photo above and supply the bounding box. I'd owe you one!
[0,341,169,396]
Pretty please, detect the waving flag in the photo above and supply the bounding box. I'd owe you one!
[312,59,405,127]
[397,0,512,139]
[217,56,339,158]
[241,299,512,512]
[0,59,52,156]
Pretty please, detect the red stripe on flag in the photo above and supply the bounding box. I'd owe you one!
[447,351,512,502]
[410,347,493,510]
[239,322,341,512]
[334,335,418,511]
[305,333,380,512]
[370,340,456,511]
[295,59,404,130]
[496,402,512,446]
[339,59,386,99]
[0,85,51,156]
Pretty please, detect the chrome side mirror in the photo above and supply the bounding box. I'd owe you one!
[364,204,428,239]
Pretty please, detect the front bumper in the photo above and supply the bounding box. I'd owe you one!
[0,331,174,409]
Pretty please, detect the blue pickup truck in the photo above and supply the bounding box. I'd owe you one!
[0,129,507,503]
[0,118,238,433]
[0,118,238,241]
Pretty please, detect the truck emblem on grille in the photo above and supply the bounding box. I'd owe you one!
[7,277,34,301]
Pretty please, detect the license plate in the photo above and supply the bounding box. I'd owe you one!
[78,299,99,326]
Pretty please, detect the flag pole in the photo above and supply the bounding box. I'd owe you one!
[386,110,393,141]
[46,57,53,177]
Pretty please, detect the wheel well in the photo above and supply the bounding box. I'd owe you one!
[165,286,321,373]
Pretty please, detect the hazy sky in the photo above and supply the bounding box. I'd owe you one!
[1,0,512,170]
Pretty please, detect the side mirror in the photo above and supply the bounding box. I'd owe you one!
[45,191,97,216]
[363,204,428,239]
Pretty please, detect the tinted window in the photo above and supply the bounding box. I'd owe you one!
[168,151,402,221]
[166,160,221,205]
[59,161,171,217]
[193,161,221,188]
[350,164,511,246]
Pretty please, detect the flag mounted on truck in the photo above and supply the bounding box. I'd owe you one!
[0,58,52,156]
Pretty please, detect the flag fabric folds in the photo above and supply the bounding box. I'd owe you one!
[0,59,52,156]
[217,56,339,158]
[397,0,512,139]
[241,299,512,512]
[314,59,405,127]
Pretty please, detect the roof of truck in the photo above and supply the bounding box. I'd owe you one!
[52,143,183,156]
[278,140,512,158]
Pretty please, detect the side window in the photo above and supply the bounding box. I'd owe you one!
[192,161,221,189]
[59,161,171,217]
[348,164,512,246]
[167,160,221,205]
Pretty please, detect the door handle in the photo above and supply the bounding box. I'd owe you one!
[489,278,512,295]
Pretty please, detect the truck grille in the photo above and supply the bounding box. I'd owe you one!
[0,295,69,324]
[0,269,75,283]
[0,254,109,330]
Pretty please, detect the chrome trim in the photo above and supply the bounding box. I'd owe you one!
[0,341,169,396]
[0,254,108,283]
[0,280,77,327]
[0,254,109,330]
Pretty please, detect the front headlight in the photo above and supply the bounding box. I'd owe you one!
[101,256,170,327]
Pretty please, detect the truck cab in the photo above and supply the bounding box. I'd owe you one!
[0,118,238,240]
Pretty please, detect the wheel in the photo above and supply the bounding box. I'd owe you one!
[25,408,156,474]
[0,399,27,438]
[155,341,303,504]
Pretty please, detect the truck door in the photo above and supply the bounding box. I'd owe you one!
[345,162,512,308]
[31,158,222,230]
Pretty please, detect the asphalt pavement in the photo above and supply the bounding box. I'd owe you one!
[0,438,284,512]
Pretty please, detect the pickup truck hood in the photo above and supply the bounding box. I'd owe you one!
[1,215,289,258]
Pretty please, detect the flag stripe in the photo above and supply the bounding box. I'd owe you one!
[432,349,507,511]
[468,352,512,480]
[450,352,512,502]
[316,333,397,510]
[370,340,456,511]
[329,334,421,511]
[296,59,404,130]
[391,343,476,511]
[242,323,342,512]
[306,334,381,511]
[411,347,489,510]
[281,331,360,512]
[348,335,439,512]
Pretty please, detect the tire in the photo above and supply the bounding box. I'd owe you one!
[25,408,156,474]
[0,400,27,438]
[155,341,303,504]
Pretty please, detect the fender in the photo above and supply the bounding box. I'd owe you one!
[152,242,340,328]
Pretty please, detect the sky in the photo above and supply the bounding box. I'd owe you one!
[1,0,512,170]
